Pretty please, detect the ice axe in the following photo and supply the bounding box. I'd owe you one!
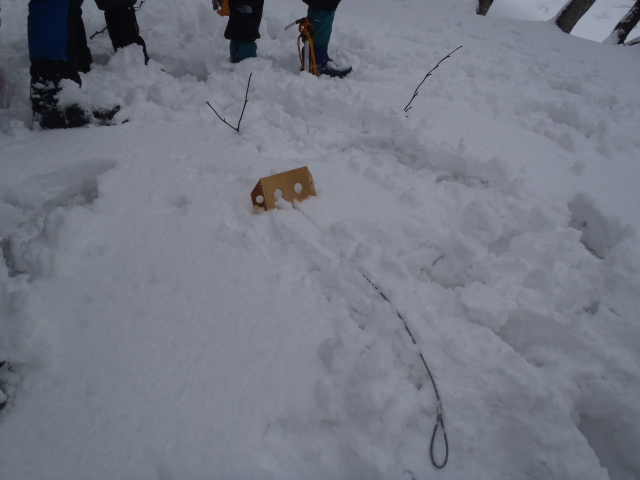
[285,17,318,76]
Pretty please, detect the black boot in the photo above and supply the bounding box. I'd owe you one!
[31,81,67,130]
[104,4,149,64]
[314,48,352,78]
[30,61,90,130]
[30,61,121,130]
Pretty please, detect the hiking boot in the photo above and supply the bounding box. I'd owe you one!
[31,78,68,129]
[32,82,121,130]
[30,60,122,130]
[314,48,352,78]
[93,105,122,126]
[63,104,92,129]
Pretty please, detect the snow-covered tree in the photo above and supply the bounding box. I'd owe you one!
[555,0,596,33]
[604,0,640,45]
[476,0,494,16]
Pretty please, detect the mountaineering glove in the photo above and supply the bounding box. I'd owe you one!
[213,0,230,16]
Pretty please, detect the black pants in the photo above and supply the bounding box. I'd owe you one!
[224,0,341,42]
[95,0,136,9]
[303,0,341,10]
[224,0,265,42]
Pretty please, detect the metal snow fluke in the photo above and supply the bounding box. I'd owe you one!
[251,166,316,212]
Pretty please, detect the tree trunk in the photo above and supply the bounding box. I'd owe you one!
[476,0,494,16]
[604,0,640,44]
[555,0,596,34]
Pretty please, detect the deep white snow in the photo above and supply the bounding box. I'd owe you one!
[489,0,640,41]
[1,0,640,479]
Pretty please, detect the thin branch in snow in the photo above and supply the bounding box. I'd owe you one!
[404,46,463,116]
[89,27,108,40]
[206,73,253,133]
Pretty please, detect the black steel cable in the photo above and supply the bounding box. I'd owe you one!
[361,273,449,469]
[292,205,449,468]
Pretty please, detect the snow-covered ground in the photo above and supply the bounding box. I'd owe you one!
[489,0,640,41]
[1,0,640,479]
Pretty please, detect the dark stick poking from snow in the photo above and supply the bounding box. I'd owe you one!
[207,73,253,133]
[404,46,463,115]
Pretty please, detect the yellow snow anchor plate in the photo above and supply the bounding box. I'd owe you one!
[251,166,316,211]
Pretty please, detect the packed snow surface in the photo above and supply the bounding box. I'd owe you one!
[1,0,640,479]
[505,0,640,42]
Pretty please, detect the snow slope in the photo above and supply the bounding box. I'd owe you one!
[1,0,640,479]
[486,0,545,21]
[489,0,640,41]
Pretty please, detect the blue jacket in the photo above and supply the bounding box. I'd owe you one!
[28,0,136,61]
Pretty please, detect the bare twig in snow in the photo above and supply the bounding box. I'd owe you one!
[89,27,108,40]
[206,73,252,133]
[404,46,463,115]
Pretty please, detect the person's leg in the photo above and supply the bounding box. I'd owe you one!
[95,0,149,63]
[303,0,350,77]
[28,0,89,128]
[307,8,334,52]
[224,0,264,63]
[302,0,341,9]
[28,0,124,129]
[75,1,94,73]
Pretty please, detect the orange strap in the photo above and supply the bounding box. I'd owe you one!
[297,18,318,76]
